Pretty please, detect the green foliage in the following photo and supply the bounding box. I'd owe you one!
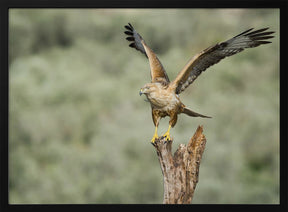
[9,9,279,204]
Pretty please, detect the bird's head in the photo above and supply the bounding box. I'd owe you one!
[139,83,157,96]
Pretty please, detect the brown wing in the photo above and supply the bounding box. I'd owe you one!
[170,28,275,94]
[124,23,170,83]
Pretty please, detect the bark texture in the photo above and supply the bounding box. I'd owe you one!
[152,125,207,204]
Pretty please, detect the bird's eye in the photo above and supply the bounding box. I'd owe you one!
[146,86,150,89]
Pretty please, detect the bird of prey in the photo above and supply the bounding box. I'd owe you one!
[124,23,274,143]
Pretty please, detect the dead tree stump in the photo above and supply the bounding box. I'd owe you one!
[152,125,207,204]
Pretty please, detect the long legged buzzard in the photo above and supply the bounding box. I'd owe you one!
[124,23,274,143]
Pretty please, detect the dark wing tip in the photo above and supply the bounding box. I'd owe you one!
[257,41,272,45]
[233,27,275,48]
[124,30,133,35]
[249,29,275,46]
[235,27,275,40]
[124,24,133,31]
[129,43,136,48]
[126,36,135,41]
[234,28,254,38]
[124,23,136,43]
[124,23,134,31]
[124,23,148,58]
[247,27,275,37]
[128,23,133,29]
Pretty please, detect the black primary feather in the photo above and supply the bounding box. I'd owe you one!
[124,23,148,58]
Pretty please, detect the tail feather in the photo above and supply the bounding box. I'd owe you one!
[182,107,211,118]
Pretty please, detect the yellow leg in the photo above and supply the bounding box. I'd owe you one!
[151,126,159,143]
[162,125,172,141]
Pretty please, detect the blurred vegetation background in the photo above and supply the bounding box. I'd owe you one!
[9,9,279,204]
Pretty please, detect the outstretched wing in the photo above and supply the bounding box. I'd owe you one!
[171,28,275,94]
[124,23,170,84]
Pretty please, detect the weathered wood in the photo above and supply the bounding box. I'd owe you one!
[152,125,207,204]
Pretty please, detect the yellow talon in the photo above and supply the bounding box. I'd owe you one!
[162,125,172,141]
[151,126,159,143]
[151,134,158,143]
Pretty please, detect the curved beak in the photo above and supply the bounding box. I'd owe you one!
[139,88,143,96]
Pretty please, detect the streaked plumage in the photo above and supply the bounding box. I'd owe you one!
[124,23,274,143]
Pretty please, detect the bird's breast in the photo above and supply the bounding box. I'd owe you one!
[147,89,180,111]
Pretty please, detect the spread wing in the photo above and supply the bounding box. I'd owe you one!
[124,23,170,84]
[171,28,275,94]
